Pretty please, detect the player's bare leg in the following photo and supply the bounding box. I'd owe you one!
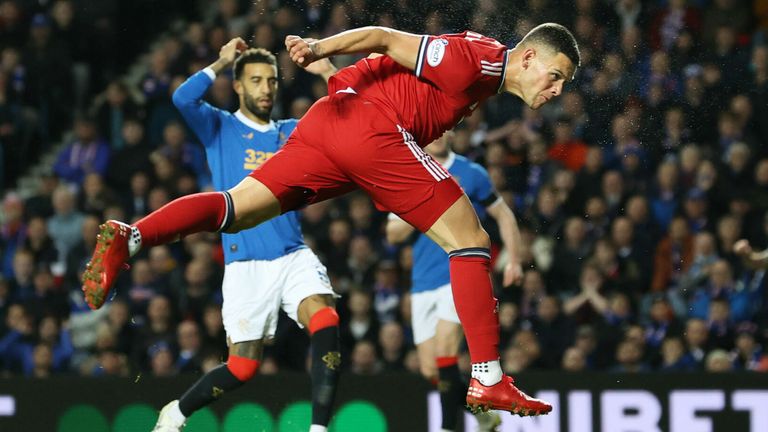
[226,176,282,233]
[154,339,263,431]
[82,177,280,309]
[426,195,552,416]
[298,294,341,432]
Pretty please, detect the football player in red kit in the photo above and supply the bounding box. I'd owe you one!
[83,23,579,416]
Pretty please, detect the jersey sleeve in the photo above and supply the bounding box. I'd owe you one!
[469,162,499,208]
[414,32,508,95]
[172,69,223,147]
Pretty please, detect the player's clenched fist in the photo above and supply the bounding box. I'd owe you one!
[286,35,319,68]
[219,37,248,65]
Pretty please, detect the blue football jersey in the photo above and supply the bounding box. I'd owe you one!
[173,69,305,263]
[411,153,497,293]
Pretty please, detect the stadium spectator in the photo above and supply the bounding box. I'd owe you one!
[105,299,135,357]
[25,267,68,321]
[154,121,211,189]
[564,261,609,323]
[659,336,693,372]
[133,295,175,372]
[0,303,34,374]
[378,321,406,371]
[93,80,140,142]
[350,340,381,375]
[47,185,84,268]
[371,260,402,324]
[105,119,153,195]
[531,295,574,368]
[612,340,649,373]
[23,173,58,219]
[175,319,203,373]
[548,217,589,294]
[704,348,733,373]
[340,288,379,357]
[643,295,681,350]
[1,193,26,279]
[22,216,57,271]
[678,231,719,294]
[561,346,587,372]
[149,342,177,377]
[52,116,110,186]
[518,270,546,320]
[9,249,34,302]
[651,216,693,292]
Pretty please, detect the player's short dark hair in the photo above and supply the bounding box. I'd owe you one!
[234,48,277,80]
[520,23,581,69]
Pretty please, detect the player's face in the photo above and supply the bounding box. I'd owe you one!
[522,50,574,110]
[235,62,278,121]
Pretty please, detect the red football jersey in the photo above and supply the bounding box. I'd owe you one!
[328,31,508,146]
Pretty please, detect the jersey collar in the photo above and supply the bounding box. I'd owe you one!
[497,50,510,94]
[235,110,275,132]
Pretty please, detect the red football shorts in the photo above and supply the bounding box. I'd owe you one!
[249,92,463,232]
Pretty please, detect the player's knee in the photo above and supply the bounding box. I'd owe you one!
[461,226,490,249]
[227,354,260,382]
[226,178,281,232]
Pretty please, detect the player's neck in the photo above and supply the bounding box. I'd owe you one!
[502,48,524,99]
[432,151,454,168]
[239,107,271,126]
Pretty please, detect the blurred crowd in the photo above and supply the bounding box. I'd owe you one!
[2,0,768,380]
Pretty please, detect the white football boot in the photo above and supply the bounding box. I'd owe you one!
[152,400,186,431]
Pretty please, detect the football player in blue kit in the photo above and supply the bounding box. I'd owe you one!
[387,131,525,432]
[153,38,340,432]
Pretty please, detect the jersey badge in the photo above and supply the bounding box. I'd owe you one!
[322,351,341,370]
[427,39,448,67]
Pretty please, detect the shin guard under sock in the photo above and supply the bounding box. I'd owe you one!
[448,248,500,363]
[135,191,234,248]
[178,356,258,416]
[309,307,341,427]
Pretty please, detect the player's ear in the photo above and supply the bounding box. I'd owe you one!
[522,47,536,69]
[233,78,243,96]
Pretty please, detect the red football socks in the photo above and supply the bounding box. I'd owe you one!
[135,192,231,247]
[227,355,260,382]
[436,356,459,368]
[308,307,340,335]
[449,248,500,363]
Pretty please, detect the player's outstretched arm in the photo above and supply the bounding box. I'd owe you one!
[385,213,416,245]
[286,27,422,71]
[303,57,337,83]
[486,199,524,286]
